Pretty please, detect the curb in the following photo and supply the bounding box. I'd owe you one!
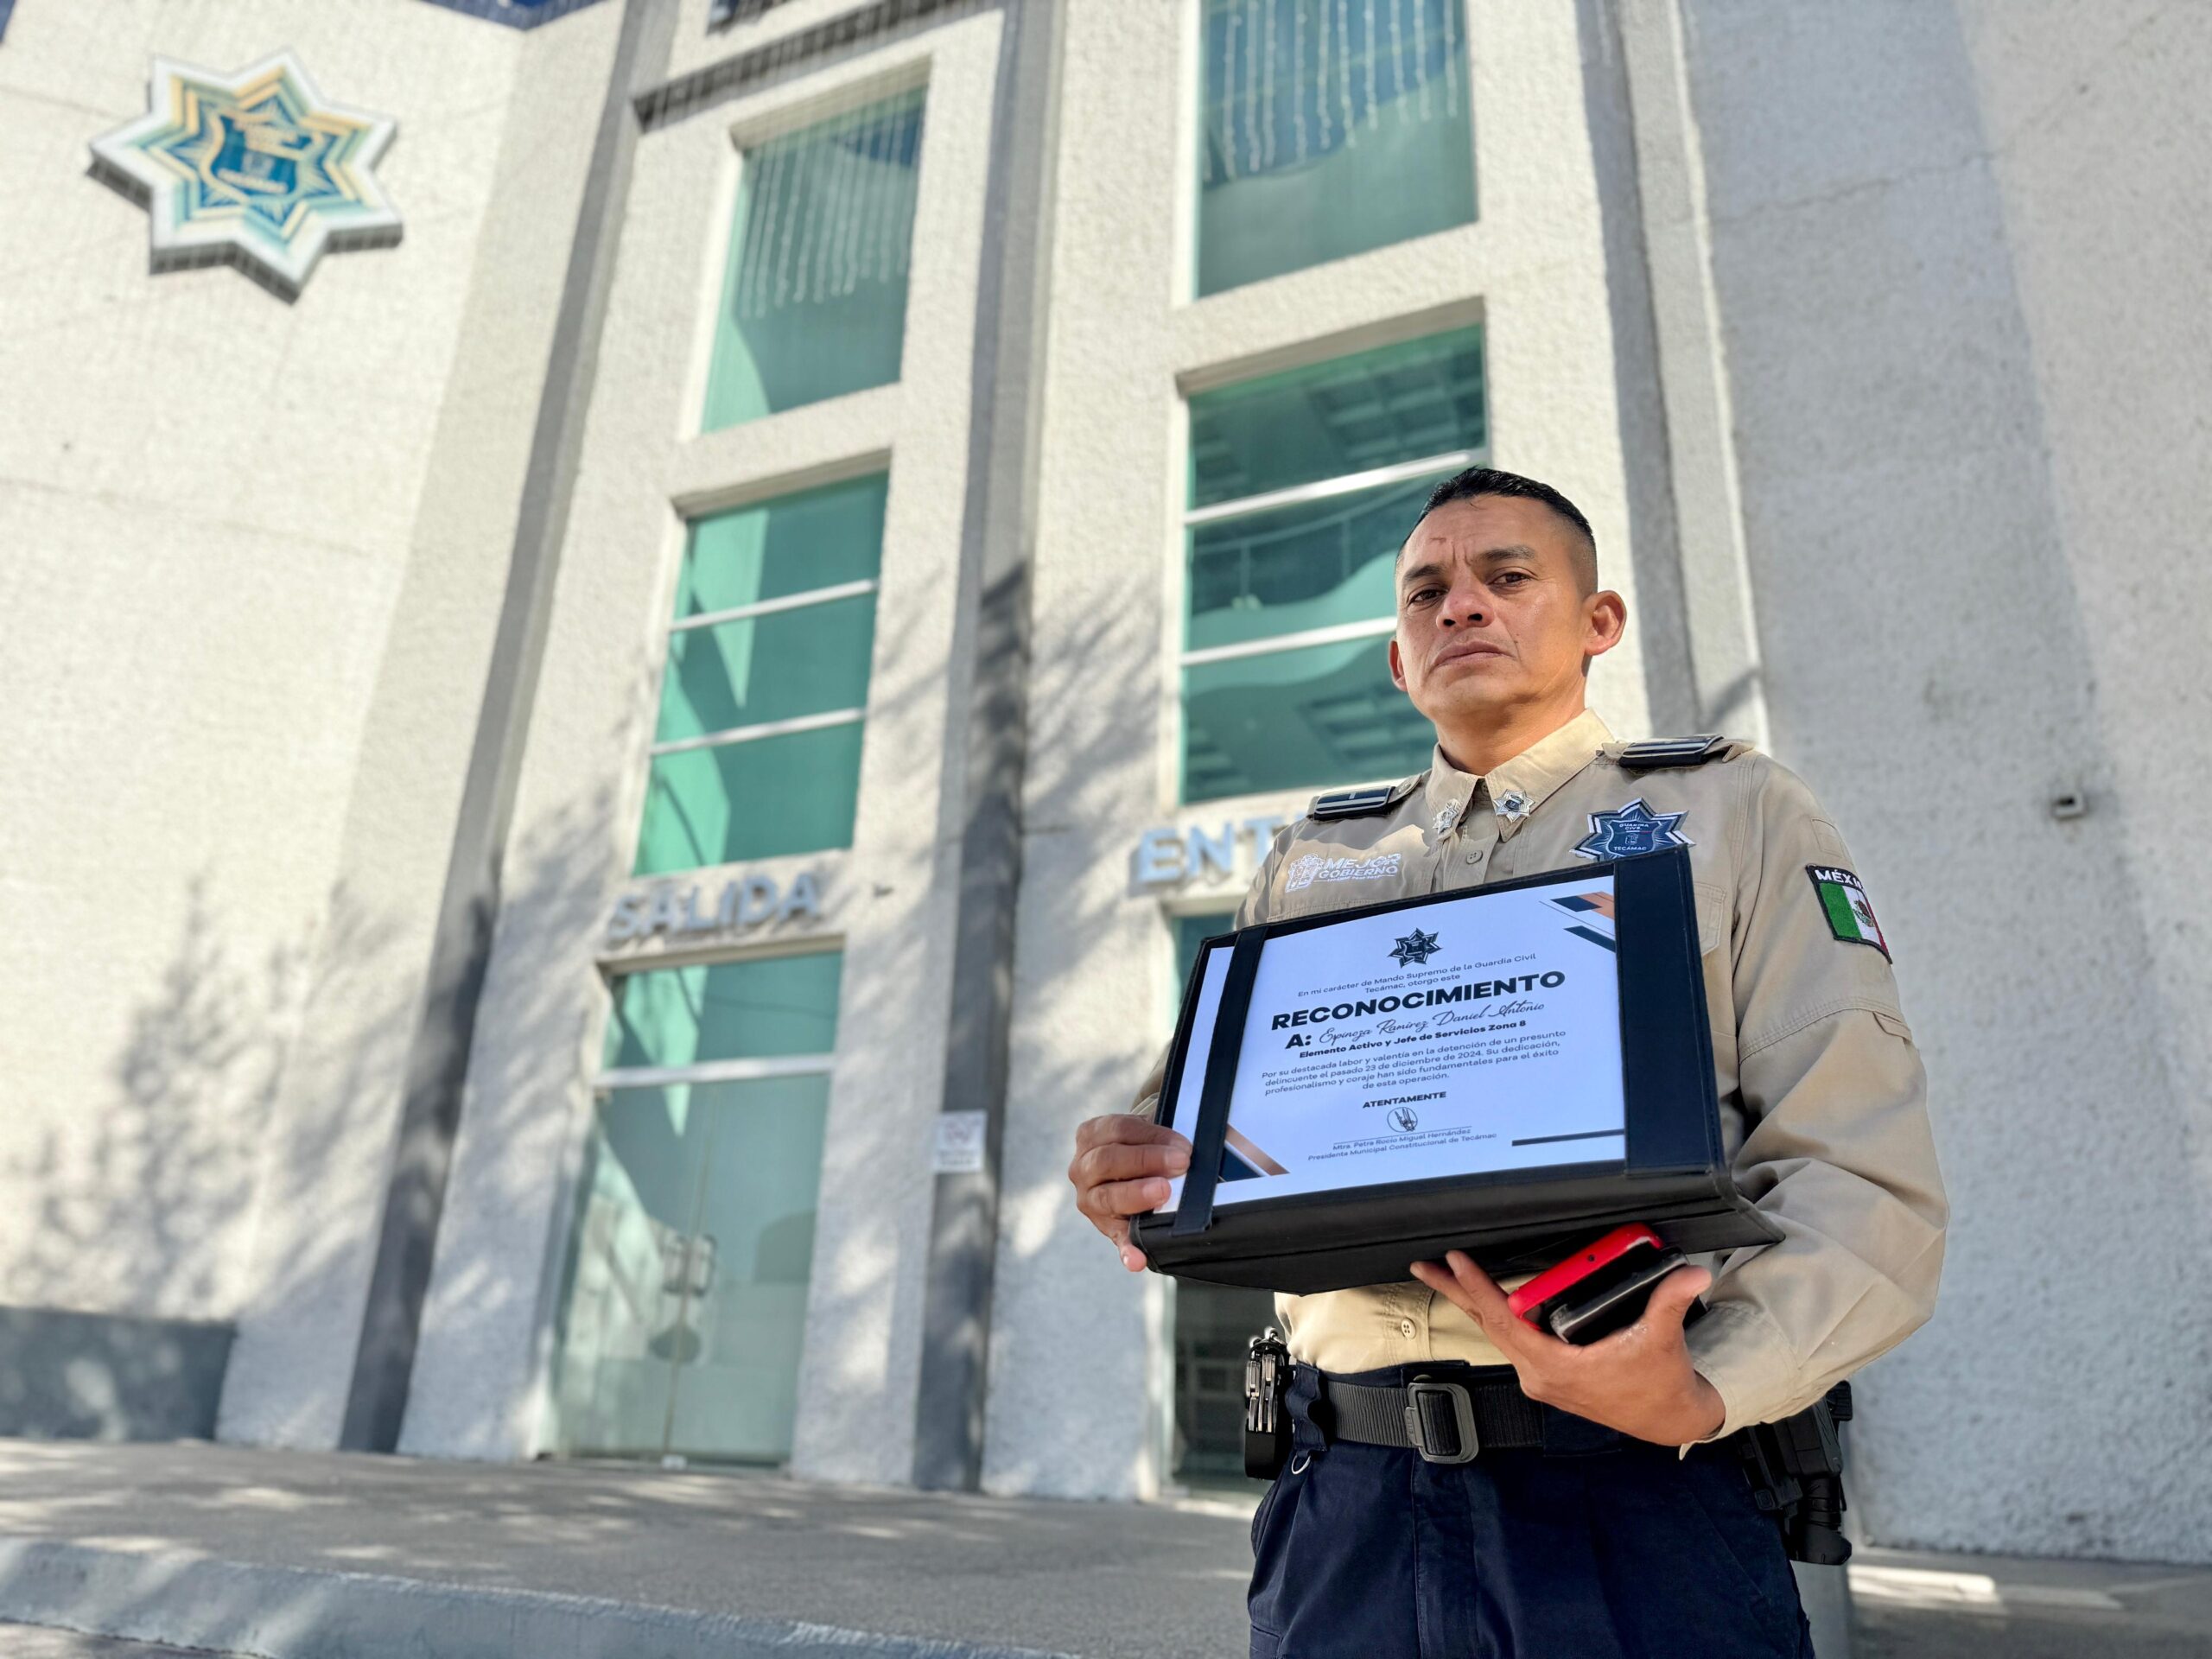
[0,1540,1077,1659]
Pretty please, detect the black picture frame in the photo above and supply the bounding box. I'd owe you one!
[1130,844,1780,1294]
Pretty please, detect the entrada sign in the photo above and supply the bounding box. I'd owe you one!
[1132,815,1288,889]
[606,871,823,947]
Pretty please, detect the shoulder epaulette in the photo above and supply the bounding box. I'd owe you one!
[1306,778,1419,820]
[1618,734,1736,771]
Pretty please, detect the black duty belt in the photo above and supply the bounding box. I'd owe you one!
[1318,1371,1545,1465]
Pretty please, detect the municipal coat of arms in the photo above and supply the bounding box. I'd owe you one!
[90,52,402,300]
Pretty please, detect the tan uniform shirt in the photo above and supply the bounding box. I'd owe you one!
[1130,709,1947,1439]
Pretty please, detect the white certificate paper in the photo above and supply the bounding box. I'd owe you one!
[1163,873,1625,1211]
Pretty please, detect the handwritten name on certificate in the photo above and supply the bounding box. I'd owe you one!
[1165,874,1627,1211]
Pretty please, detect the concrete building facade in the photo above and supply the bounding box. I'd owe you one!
[1,0,2206,1567]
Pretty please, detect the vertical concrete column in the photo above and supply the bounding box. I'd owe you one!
[1615,0,1769,747]
[1617,3,1840,1649]
[910,0,1065,1492]
[338,0,680,1453]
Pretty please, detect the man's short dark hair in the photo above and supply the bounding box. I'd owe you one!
[1401,467,1598,593]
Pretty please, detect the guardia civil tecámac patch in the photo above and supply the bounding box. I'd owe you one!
[1808,866,1889,959]
[1572,798,1692,861]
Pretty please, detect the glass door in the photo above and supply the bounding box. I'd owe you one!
[549,951,840,1464]
[663,1073,827,1458]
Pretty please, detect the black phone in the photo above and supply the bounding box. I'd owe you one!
[1545,1243,1690,1344]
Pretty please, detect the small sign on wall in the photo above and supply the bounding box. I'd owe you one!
[932,1111,988,1175]
[604,869,824,950]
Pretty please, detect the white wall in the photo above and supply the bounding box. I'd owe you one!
[218,2,624,1448]
[0,0,619,1445]
[1678,0,2212,1560]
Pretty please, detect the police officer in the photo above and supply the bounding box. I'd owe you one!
[1068,467,1947,1658]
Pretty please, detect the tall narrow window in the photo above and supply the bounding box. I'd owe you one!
[1179,327,1485,803]
[1196,0,1472,297]
[635,474,886,874]
[702,87,926,430]
[550,950,842,1465]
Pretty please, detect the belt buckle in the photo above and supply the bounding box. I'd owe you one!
[1403,1376,1480,1465]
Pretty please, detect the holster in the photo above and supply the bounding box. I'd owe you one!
[1732,1382,1854,1565]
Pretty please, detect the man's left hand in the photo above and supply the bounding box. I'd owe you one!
[1408,1249,1726,1446]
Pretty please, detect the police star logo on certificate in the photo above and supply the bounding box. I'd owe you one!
[1573,798,1693,861]
[90,51,402,300]
[1388,926,1442,968]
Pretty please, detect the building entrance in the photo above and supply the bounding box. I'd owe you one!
[547,952,840,1464]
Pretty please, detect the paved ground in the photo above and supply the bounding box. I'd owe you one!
[0,1629,235,1657]
[0,1440,2199,1658]
[1851,1548,2212,1659]
[0,1439,1247,1659]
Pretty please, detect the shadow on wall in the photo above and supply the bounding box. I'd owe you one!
[974,580,1205,1500]
[413,550,1114,1479]
[211,880,433,1447]
[0,721,639,1456]
[0,876,341,1440]
[391,766,629,1462]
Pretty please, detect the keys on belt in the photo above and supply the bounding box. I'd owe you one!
[1243,1328,1293,1479]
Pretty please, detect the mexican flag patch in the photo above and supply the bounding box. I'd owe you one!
[1807,866,1889,959]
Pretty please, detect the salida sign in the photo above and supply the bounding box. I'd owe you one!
[605,870,823,947]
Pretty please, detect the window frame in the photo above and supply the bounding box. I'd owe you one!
[633,476,891,873]
[647,574,880,762]
[1176,444,1482,674]
[1168,327,1489,807]
[594,943,844,1093]
[684,60,935,442]
[1182,0,1478,302]
[546,942,845,1463]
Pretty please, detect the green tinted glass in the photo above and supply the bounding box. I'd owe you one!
[1182,632,1433,802]
[550,1071,831,1463]
[1173,913,1236,996]
[603,950,842,1071]
[655,597,875,744]
[634,721,865,874]
[675,477,887,618]
[1197,0,1472,297]
[702,91,925,430]
[1186,474,1441,652]
[1188,328,1484,509]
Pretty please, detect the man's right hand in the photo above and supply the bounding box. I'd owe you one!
[1068,1115,1192,1272]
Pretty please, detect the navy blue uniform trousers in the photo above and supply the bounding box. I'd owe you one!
[1247,1363,1814,1659]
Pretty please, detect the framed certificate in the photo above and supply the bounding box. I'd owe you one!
[1132,845,1780,1294]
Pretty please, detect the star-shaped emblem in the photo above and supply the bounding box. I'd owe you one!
[91,52,401,300]
[1573,798,1694,861]
[1389,926,1442,968]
